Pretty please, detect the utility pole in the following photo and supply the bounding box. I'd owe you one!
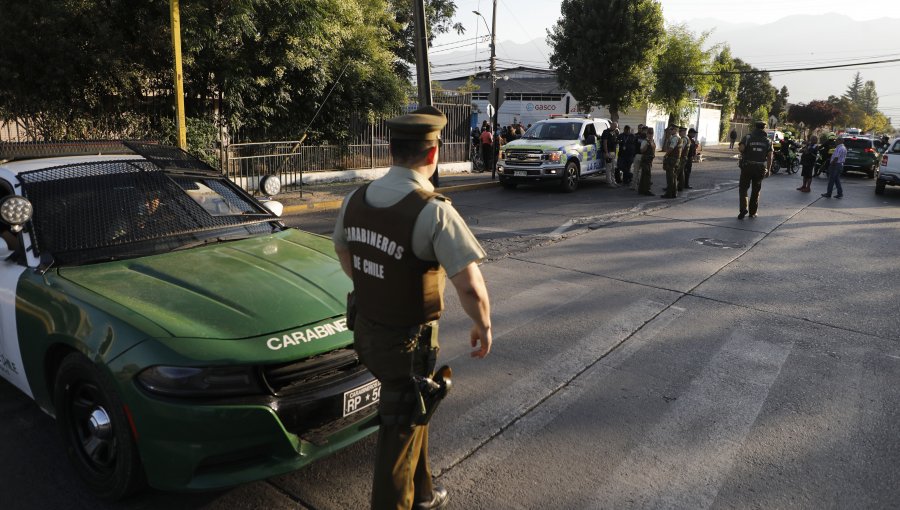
[169,0,187,150]
[412,0,438,186]
[490,0,498,133]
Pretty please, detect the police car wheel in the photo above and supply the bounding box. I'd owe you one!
[54,353,144,500]
[560,161,579,193]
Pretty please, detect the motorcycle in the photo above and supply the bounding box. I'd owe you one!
[772,140,800,174]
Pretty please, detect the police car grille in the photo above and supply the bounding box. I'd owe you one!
[506,149,544,166]
[262,348,365,396]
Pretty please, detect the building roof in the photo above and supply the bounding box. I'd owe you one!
[436,66,566,95]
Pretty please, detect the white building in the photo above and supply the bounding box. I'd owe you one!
[438,66,723,147]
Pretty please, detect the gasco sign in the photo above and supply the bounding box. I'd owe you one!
[526,103,557,112]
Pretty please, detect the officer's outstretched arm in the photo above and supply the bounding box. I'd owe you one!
[450,262,492,359]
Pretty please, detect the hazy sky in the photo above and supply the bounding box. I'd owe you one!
[438,0,896,45]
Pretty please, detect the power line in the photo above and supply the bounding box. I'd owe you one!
[671,57,900,75]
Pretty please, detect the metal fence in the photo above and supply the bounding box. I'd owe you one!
[225,93,472,193]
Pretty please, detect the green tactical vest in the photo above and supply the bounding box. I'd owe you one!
[742,130,772,164]
[343,184,444,327]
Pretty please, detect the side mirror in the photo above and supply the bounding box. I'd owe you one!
[259,200,283,217]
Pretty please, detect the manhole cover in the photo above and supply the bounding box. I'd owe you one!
[692,238,745,249]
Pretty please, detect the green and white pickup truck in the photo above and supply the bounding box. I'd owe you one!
[0,141,379,500]
[497,116,611,192]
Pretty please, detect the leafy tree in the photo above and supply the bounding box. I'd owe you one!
[548,0,664,122]
[388,0,464,80]
[651,24,716,124]
[733,58,776,120]
[0,1,407,142]
[786,100,839,133]
[859,80,879,116]
[707,45,740,141]
[844,71,863,102]
[771,85,789,120]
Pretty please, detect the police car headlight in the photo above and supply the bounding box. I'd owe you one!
[260,175,282,197]
[136,365,264,397]
[0,196,32,232]
[546,151,563,163]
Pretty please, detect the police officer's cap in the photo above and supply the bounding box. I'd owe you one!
[754,121,766,129]
[386,106,447,141]
[688,128,697,134]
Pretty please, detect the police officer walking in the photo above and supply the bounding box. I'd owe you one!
[333,106,493,510]
[737,120,774,219]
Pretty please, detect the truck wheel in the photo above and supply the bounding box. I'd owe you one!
[560,161,579,193]
[875,180,885,195]
[868,165,878,179]
[54,353,144,500]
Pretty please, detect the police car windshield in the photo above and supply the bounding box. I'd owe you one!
[522,122,582,140]
[18,160,279,265]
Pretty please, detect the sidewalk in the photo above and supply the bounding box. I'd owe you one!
[279,169,499,214]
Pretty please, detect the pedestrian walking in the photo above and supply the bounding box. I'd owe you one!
[684,128,698,189]
[601,121,619,187]
[638,127,656,196]
[797,135,817,192]
[729,128,738,150]
[617,125,637,185]
[661,125,680,198]
[333,106,493,510]
[737,121,774,218]
[480,126,493,175]
[822,136,846,199]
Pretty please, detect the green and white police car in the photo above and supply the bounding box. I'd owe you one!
[497,116,611,192]
[0,141,379,499]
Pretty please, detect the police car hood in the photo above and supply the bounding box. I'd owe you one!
[504,138,574,151]
[58,229,351,339]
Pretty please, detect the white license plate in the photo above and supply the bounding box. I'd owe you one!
[343,380,381,417]
[514,171,527,176]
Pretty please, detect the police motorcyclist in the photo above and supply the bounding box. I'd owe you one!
[737,121,774,219]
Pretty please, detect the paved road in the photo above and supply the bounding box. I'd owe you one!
[3,158,899,509]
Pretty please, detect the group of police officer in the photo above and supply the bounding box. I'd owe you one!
[660,124,700,199]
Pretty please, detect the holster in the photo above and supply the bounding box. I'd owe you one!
[411,365,452,426]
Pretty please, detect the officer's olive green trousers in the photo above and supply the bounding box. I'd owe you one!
[663,158,678,196]
[739,163,766,215]
[354,314,437,510]
[638,157,654,194]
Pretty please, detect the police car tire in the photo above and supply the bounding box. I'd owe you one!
[54,353,144,501]
[560,161,579,193]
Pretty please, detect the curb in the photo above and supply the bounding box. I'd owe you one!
[282,180,500,215]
